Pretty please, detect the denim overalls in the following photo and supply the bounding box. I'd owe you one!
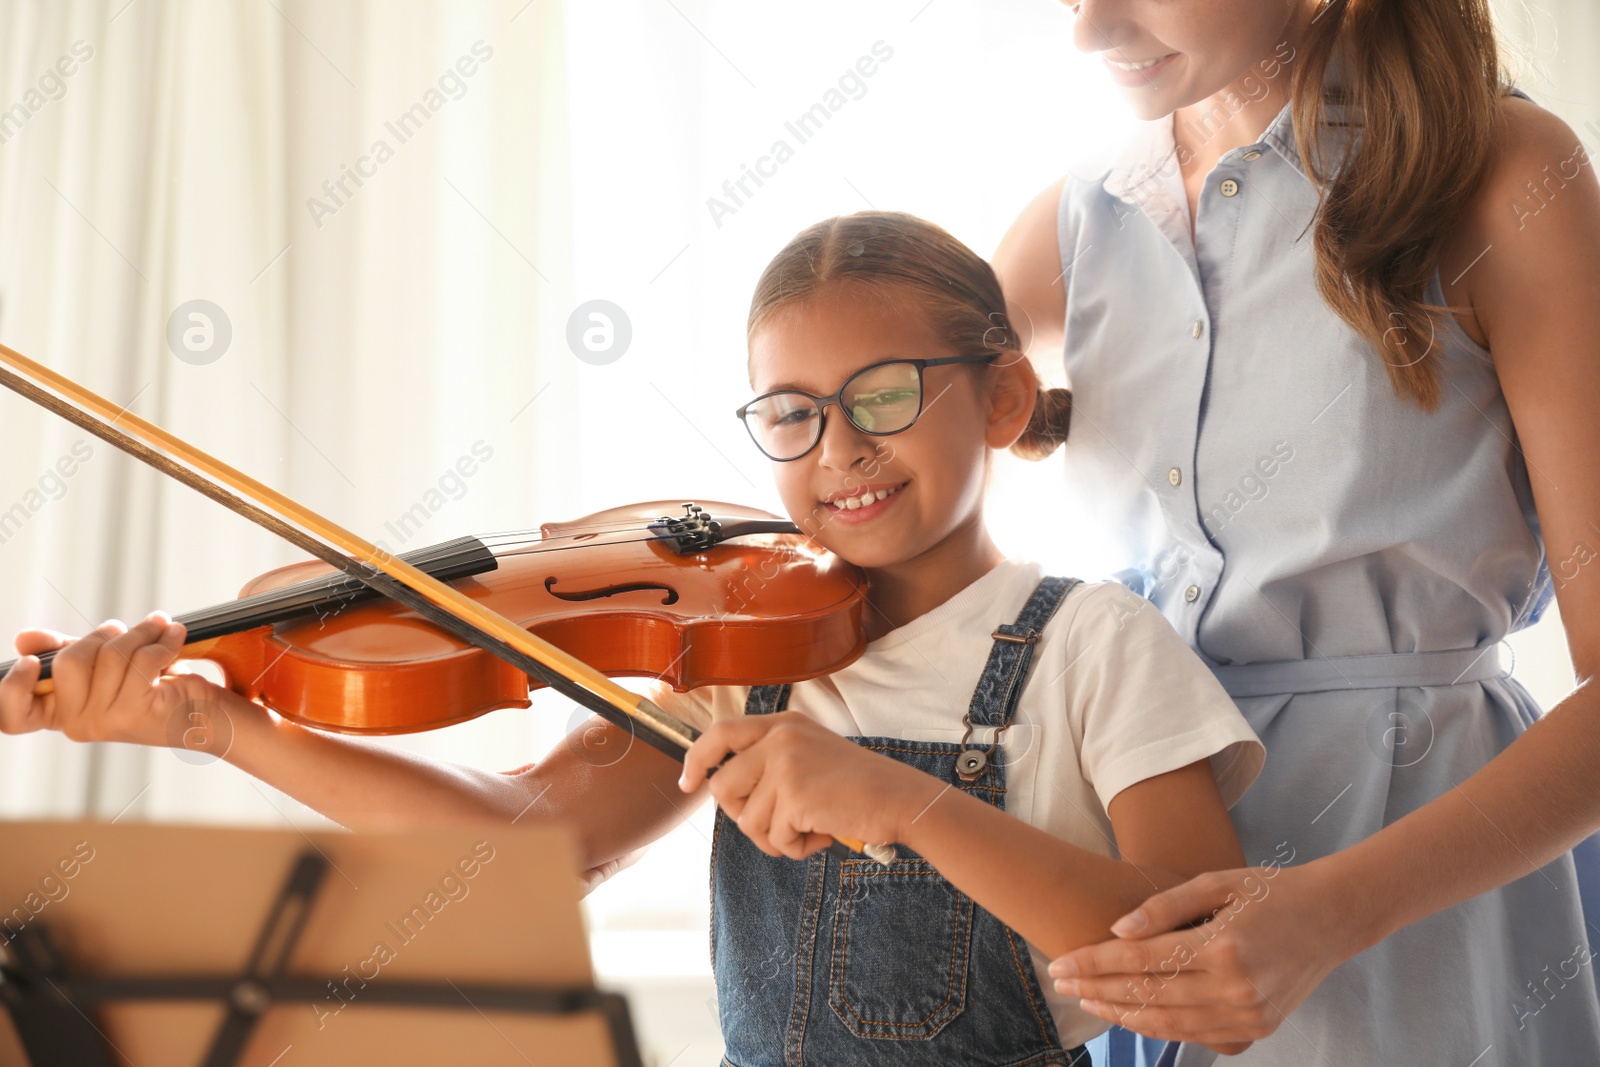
[709,575,1095,1067]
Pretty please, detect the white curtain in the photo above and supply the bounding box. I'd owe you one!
[0,0,575,822]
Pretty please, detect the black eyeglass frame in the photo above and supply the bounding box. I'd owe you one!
[733,354,997,462]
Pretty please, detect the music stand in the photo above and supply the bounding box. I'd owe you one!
[0,819,642,1066]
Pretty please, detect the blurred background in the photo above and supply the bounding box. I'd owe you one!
[0,1,1594,1063]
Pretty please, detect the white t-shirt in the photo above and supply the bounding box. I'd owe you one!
[650,558,1265,1048]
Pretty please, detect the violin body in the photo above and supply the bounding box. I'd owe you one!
[175,501,867,734]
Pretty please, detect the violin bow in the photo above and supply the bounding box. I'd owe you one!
[0,343,896,864]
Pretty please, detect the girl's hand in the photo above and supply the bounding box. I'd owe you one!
[678,711,930,859]
[0,613,231,752]
[1047,860,1364,1052]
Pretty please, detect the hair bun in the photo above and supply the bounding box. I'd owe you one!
[1010,386,1071,461]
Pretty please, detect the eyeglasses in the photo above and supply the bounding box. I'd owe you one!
[734,355,995,462]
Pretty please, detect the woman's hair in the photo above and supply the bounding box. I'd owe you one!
[1295,0,1505,410]
[747,211,1070,460]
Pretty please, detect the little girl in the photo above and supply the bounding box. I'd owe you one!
[0,210,1264,1065]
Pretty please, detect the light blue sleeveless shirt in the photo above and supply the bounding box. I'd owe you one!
[1057,92,1600,1066]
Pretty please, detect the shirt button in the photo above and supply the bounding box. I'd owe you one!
[1184,584,1201,603]
[1220,178,1240,197]
[1242,149,1263,161]
[1168,467,1182,486]
[1191,319,1204,339]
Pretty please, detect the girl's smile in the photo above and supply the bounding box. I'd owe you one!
[821,480,908,525]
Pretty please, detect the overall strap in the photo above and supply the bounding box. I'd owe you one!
[744,683,791,716]
[966,575,1082,730]
[953,576,1081,782]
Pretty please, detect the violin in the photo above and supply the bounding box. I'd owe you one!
[0,342,896,863]
[2,501,868,736]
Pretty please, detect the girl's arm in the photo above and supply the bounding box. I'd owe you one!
[897,752,1244,957]
[679,710,1247,958]
[1049,99,1600,1045]
[0,618,706,887]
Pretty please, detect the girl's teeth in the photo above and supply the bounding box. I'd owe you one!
[830,485,901,510]
[1111,55,1166,71]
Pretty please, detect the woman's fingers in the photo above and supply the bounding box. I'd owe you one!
[1049,929,1187,988]
[1077,994,1280,1045]
[1056,961,1253,1011]
[1108,869,1245,938]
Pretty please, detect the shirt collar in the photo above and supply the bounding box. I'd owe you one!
[1100,113,1203,207]
[1100,59,1356,206]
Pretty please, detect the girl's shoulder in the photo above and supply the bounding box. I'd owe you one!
[1045,577,1181,650]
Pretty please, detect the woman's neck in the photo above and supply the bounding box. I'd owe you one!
[859,512,1006,642]
[1173,3,1317,203]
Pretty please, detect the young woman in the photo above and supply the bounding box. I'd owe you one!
[992,0,1600,1063]
[1,210,1265,1064]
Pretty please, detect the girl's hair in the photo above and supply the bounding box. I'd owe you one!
[1295,0,1505,410]
[747,211,1070,460]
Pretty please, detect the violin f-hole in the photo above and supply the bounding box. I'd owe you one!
[543,576,680,605]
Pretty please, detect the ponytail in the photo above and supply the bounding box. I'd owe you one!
[1010,386,1072,461]
[1295,0,1504,410]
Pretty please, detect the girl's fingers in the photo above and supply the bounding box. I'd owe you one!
[705,748,766,822]
[734,777,782,856]
[796,831,833,858]
[49,622,119,714]
[0,655,45,734]
[766,797,825,861]
[86,617,164,713]
[680,716,776,790]
[123,621,186,696]
[14,629,72,656]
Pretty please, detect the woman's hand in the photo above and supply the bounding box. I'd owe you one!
[0,613,235,753]
[1047,859,1369,1051]
[678,711,932,859]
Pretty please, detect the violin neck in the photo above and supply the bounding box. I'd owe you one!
[4,536,498,684]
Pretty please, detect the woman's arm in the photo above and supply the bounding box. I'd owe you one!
[0,618,706,887]
[1049,98,1600,1044]
[680,710,1248,958]
[993,176,1068,364]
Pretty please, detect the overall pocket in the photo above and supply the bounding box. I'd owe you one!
[827,856,975,1039]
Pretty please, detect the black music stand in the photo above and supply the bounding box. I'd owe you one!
[0,820,642,1067]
